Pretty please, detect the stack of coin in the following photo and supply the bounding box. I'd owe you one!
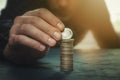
[60,28,74,72]
[60,39,74,72]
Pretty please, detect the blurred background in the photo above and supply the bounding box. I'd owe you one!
[0,0,120,50]
[0,0,7,15]
[105,0,120,35]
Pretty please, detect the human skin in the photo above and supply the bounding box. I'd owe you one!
[3,8,65,64]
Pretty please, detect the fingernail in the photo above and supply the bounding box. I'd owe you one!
[54,32,61,40]
[48,38,56,46]
[39,45,46,51]
[57,22,65,31]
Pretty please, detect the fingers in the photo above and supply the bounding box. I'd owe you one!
[24,8,65,31]
[9,34,46,51]
[9,8,65,52]
[17,24,56,46]
[14,16,62,41]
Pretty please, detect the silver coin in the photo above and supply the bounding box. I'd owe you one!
[62,28,73,39]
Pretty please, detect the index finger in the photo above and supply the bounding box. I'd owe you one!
[24,8,65,31]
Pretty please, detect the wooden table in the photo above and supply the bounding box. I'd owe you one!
[0,48,120,80]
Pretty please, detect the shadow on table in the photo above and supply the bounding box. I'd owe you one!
[4,61,71,80]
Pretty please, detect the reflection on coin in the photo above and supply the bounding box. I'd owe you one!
[62,28,73,39]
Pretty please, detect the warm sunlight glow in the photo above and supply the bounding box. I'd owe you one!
[75,0,120,50]
[105,0,120,34]
[74,31,100,50]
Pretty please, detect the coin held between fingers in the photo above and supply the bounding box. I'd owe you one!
[62,28,73,39]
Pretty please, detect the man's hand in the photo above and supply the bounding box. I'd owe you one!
[10,8,64,51]
[4,8,65,64]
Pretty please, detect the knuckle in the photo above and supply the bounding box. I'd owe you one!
[46,28,62,41]
[38,8,48,13]
[46,27,52,33]
[14,16,22,23]
[54,28,60,33]
[20,24,29,33]
[47,27,59,34]
[30,16,40,24]
[15,35,22,42]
